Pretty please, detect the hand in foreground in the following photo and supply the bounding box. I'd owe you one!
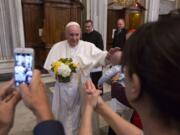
[19,70,54,123]
[84,80,102,109]
[0,80,20,135]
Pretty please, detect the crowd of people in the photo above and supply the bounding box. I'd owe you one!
[1,8,180,135]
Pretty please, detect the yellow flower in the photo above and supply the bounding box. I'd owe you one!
[52,61,62,75]
[51,58,78,83]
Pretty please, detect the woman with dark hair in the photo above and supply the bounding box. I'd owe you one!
[79,9,180,135]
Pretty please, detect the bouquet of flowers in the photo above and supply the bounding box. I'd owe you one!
[51,58,78,83]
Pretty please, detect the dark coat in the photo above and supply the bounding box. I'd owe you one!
[112,28,127,50]
[82,30,104,50]
[34,120,65,135]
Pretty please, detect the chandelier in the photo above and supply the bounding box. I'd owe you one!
[113,0,135,7]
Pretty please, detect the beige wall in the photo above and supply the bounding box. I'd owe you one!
[177,0,180,8]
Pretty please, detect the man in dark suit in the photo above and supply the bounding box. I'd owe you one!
[112,18,127,50]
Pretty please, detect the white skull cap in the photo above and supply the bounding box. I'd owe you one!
[65,21,80,29]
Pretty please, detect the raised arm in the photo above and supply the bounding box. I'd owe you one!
[80,80,142,135]
[96,98,142,135]
[79,80,102,135]
[19,70,65,135]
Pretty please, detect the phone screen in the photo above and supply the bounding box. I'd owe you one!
[14,53,33,86]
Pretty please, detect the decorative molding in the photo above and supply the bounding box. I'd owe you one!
[0,59,14,74]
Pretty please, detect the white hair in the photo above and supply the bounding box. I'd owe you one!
[65,21,80,31]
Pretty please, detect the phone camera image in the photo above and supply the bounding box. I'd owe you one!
[14,53,33,86]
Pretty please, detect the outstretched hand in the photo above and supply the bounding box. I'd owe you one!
[19,70,54,123]
[84,80,102,109]
[0,80,21,135]
[106,47,121,59]
[106,47,121,65]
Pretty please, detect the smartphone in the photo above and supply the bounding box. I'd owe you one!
[14,48,34,86]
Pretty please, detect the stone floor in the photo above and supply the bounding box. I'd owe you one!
[9,101,36,135]
[3,74,111,135]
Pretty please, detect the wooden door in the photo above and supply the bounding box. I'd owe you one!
[22,0,46,69]
[22,0,83,70]
[42,0,83,50]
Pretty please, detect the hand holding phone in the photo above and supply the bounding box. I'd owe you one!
[14,48,34,86]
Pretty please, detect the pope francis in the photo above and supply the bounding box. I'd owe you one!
[44,21,111,135]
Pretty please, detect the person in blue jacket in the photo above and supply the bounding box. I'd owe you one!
[0,70,65,135]
[98,65,125,89]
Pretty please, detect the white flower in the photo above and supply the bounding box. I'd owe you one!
[58,64,71,77]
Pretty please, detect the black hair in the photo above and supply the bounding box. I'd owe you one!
[84,20,93,25]
[122,9,180,125]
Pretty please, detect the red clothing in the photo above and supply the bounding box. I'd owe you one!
[131,111,143,129]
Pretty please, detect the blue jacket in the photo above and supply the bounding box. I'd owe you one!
[98,65,124,87]
[34,120,65,135]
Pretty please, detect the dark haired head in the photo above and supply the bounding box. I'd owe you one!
[84,20,93,25]
[122,12,180,125]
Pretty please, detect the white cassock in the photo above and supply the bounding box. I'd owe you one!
[44,40,107,135]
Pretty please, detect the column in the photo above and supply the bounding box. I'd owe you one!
[0,0,12,60]
[0,0,25,73]
[146,0,160,22]
[0,0,24,60]
[9,0,25,49]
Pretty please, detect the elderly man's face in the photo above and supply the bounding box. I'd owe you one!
[117,19,125,29]
[66,25,81,47]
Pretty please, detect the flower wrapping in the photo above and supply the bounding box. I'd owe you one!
[51,58,78,83]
